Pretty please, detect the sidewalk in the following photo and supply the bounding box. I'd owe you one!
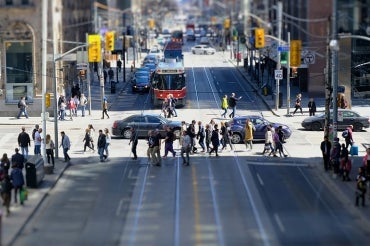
[0,67,130,245]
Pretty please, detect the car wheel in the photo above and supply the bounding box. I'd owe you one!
[353,123,362,132]
[231,133,242,144]
[311,122,321,131]
[122,128,132,139]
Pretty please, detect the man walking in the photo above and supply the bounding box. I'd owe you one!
[60,131,71,162]
[17,96,29,119]
[228,92,242,118]
[11,148,25,170]
[97,129,107,162]
[101,97,110,119]
[180,131,191,165]
[162,126,176,158]
[129,126,138,160]
[117,59,122,73]
[18,127,31,161]
[320,136,332,171]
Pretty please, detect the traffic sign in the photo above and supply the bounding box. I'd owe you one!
[303,51,315,64]
[76,63,88,70]
[278,46,290,52]
[275,69,283,80]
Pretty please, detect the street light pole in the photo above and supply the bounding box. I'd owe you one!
[41,0,48,159]
[275,1,282,110]
[330,0,339,140]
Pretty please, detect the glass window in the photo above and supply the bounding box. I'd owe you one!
[147,116,161,124]
[6,41,33,84]
[5,0,13,5]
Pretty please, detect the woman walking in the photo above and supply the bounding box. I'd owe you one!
[220,95,228,118]
[45,134,55,167]
[104,128,111,159]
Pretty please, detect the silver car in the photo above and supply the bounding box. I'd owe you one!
[191,45,216,55]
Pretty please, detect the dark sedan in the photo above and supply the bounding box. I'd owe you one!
[228,115,292,144]
[132,76,150,93]
[112,114,183,139]
[301,109,370,131]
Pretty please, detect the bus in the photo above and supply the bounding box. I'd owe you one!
[151,59,186,107]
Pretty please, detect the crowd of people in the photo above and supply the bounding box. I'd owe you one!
[320,125,370,207]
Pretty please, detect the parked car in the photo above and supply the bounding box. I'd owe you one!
[112,114,183,139]
[132,76,151,93]
[228,115,292,144]
[301,109,370,131]
[191,45,216,55]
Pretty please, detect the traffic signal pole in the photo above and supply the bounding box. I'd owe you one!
[275,1,282,111]
[287,32,291,115]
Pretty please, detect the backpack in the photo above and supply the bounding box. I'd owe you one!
[17,100,22,108]
[32,128,37,140]
[342,129,348,138]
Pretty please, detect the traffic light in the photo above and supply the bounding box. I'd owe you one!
[88,34,101,62]
[255,28,265,48]
[290,40,302,67]
[149,19,155,29]
[224,18,230,29]
[45,93,51,108]
[105,31,115,51]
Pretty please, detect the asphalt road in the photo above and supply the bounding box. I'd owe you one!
[9,43,370,245]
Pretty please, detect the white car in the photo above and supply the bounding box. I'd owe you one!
[191,45,216,55]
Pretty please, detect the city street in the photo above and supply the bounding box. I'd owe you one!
[2,45,370,245]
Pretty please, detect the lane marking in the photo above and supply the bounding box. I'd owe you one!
[257,173,264,186]
[274,213,285,233]
[246,160,309,167]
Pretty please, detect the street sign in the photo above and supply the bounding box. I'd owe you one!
[278,46,290,52]
[275,69,283,80]
[303,51,315,64]
[76,63,88,70]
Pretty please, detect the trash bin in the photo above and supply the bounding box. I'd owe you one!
[111,81,116,93]
[279,92,283,108]
[26,156,45,188]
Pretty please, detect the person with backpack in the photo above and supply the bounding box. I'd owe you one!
[10,162,24,204]
[228,93,242,118]
[187,120,197,153]
[342,125,354,150]
[16,96,29,119]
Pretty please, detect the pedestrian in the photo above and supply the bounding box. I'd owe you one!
[104,128,111,160]
[273,127,288,157]
[209,124,220,156]
[59,98,67,120]
[169,94,178,117]
[58,95,66,119]
[10,162,24,204]
[162,126,176,158]
[343,125,354,150]
[162,98,170,118]
[45,134,55,167]
[355,167,367,207]
[129,126,138,160]
[60,131,71,162]
[320,136,332,171]
[108,67,114,82]
[244,118,255,151]
[88,124,96,150]
[83,128,94,152]
[1,153,11,175]
[262,126,275,156]
[16,96,29,119]
[97,129,107,162]
[187,120,197,153]
[18,126,31,161]
[307,98,317,116]
[228,92,242,118]
[205,124,212,152]
[220,95,229,118]
[117,59,122,73]
[180,131,191,165]
[147,130,155,164]
[101,97,110,119]
[11,148,24,171]
[79,93,87,117]
[330,137,341,173]
[32,124,39,142]
[1,173,13,216]
[292,93,303,115]
[34,128,43,155]
[151,129,161,166]
[197,121,206,152]
[341,156,352,181]
[68,97,76,119]
[73,95,80,116]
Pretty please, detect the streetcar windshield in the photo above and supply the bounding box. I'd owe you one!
[153,73,185,90]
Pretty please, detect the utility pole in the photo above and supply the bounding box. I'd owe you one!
[286,32,291,115]
[275,1,282,110]
[41,0,48,159]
